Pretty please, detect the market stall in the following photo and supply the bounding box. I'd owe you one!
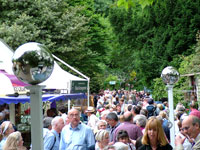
[0,93,87,148]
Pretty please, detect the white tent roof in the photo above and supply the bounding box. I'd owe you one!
[0,39,86,91]
[40,62,86,90]
[0,73,14,95]
[0,39,14,74]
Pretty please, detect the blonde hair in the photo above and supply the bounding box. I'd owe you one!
[157,104,163,110]
[95,129,109,142]
[0,121,12,140]
[159,111,168,119]
[141,117,168,146]
[3,131,23,150]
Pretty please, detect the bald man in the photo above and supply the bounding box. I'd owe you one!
[59,108,95,150]
[175,115,200,150]
[113,111,143,143]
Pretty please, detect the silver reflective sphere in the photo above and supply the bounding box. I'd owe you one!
[161,66,179,85]
[12,42,54,85]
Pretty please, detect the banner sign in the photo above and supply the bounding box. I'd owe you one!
[71,81,87,93]
[109,81,116,85]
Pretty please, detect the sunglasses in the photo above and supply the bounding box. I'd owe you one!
[180,126,190,131]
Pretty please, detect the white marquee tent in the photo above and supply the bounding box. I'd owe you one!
[0,39,87,94]
[39,61,86,93]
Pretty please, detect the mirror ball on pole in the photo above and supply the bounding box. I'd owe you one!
[161,66,179,148]
[12,42,54,150]
[12,42,54,84]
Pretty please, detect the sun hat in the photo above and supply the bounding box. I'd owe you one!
[85,106,95,113]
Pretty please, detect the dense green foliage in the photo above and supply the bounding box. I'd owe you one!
[109,0,200,90]
[0,0,113,93]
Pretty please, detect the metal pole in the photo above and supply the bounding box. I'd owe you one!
[167,84,175,148]
[9,103,15,125]
[68,99,71,111]
[27,85,44,150]
[87,78,90,107]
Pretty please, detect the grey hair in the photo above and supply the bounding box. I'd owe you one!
[192,116,200,126]
[134,115,147,128]
[103,145,115,150]
[43,117,53,128]
[97,120,107,129]
[51,116,63,128]
[113,142,128,150]
[106,112,118,121]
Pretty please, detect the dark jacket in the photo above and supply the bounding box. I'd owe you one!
[146,105,156,118]
[137,144,173,150]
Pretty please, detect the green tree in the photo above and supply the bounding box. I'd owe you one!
[0,0,114,93]
[108,0,200,89]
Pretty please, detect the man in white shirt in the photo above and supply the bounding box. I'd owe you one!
[175,115,200,150]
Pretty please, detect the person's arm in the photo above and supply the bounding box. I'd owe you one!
[174,135,186,150]
[59,130,66,150]
[43,133,55,150]
[136,126,143,139]
[86,128,95,148]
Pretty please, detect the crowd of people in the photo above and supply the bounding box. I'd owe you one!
[0,89,200,150]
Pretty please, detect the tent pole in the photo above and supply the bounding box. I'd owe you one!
[53,55,89,80]
[68,99,70,111]
[53,55,90,107]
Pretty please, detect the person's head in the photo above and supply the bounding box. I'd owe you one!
[142,117,168,146]
[127,104,132,111]
[85,106,95,116]
[176,112,184,120]
[116,130,130,144]
[159,111,168,119]
[176,104,185,113]
[163,101,168,107]
[140,109,148,117]
[119,98,124,105]
[181,115,200,139]
[51,116,64,133]
[157,104,163,111]
[58,106,68,115]
[103,145,115,150]
[43,117,53,130]
[47,108,56,117]
[0,121,14,138]
[113,142,128,150]
[3,131,23,150]
[123,111,133,122]
[132,105,140,116]
[116,104,121,112]
[190,101,198,110]
[101,111,109,120]
[68,108,80,128]
[133,114,147,128]
[106,112,118,127]
[95,130,109,147]
[147,98,154,105]
[97,120,107,130]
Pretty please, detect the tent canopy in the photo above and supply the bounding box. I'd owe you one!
[0,39,87,93]
[39,62,86,91]
[0,39,14,74]
[0,93,87,105]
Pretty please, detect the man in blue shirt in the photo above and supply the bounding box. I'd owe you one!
[44,116,64,150]
[59,108,95,150]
